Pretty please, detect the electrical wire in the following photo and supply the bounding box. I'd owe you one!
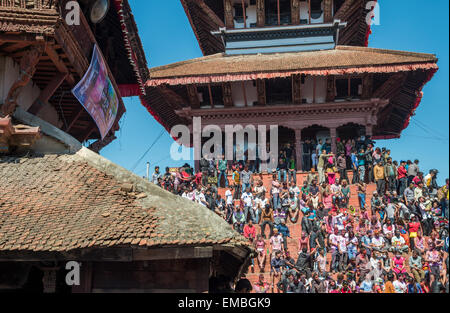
[130,129,165,172]
[411,118,448,140]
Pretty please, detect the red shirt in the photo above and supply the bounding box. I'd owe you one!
[409,222,420,233]
[243,225,256,239]
[397,166,407,179]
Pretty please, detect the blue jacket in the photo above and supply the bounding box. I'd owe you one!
[276,224,291,238]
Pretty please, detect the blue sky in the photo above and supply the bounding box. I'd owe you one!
[100,0,449,184]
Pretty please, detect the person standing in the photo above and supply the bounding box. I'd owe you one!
[384,157,397,193]
[357,181,367,210]
[241,187,254,223]
[217,154,229,188]
[408,159,420,185]
[350,149,358,184]
[232,166,241,200]
[260,204,274,239]
[397,160,408,196]
[357,149,366,183]
[337,152,348,182]
[152,166,162,185]
[241,165,252,192]
[302,139,312,172]
[374,161,386,196]
[318,150,333,184]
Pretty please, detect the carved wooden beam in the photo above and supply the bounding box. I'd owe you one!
[334,0,355,20]
[361,74,373,100]
[45,44,76,86]
[157,85,187,110]
[291,0,301,25]
[292,74,302,104]
[186,85,201,109]
[224,0,234,28]
[256,79,266,106]
[373,73,407,99]
[323,0,334,22]
[196,0,225,27]
[1,44,44,117]
[65,106,85,133]
[53,22,89,79]
[28,72,67,115]
[256,0,265,27]
[222,82,233,107]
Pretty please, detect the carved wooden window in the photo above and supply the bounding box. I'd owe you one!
[197,85,224,108]
[265,0,292,26]
[335,76,363,101]
[266,78,292,105]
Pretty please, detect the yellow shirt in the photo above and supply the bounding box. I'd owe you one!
[374,165,385,180]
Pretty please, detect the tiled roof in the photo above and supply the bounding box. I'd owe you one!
[0,148,250,254]
[148,46,437,85]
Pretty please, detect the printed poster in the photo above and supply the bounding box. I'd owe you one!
[72,44,119,139]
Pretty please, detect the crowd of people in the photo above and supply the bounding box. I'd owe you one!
[149,137,449,294]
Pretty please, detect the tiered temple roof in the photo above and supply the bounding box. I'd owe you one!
[142,46,438,139]
[0,0,149,150]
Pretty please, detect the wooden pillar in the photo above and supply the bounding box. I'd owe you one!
[323,0,333,22]
[256,0,265,27]
[362,74,373,100]
[366,124,373,137]
[72,262,93,293]
[241,81,248,107]
[291,0,300,25]
[42,268,57,293]
[207,84,214,108]
[222,82,233,107]
[312,76,317,103]
[292,74,302,104]
[187,85,200,109]
[277,0,281,25]
[326,75,335,102]
[224,0,234,28]
[308,0,311,24]
[294,129,303,172]
[256,79,266,106]
[242,0,247,28]
[330,127,337,154]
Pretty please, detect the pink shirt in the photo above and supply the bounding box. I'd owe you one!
[270,235,283,251]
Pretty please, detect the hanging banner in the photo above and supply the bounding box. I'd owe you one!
[72,44,119,139]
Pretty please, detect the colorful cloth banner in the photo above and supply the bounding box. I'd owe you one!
[72,44,119,139]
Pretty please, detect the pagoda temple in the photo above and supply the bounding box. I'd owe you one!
[142,0,438,171]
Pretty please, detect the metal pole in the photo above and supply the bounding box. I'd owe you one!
[146,162,150,181]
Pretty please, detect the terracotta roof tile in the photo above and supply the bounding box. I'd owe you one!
[0,148,250,254]
[148,46,437,85]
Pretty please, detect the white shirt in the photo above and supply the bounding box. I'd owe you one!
[372,236,385,248]
[289,186,300,196]
[241,192,253,207]
[181,192,191,200]
[338,236,348,253]
[225,190,233,205]
[393,280,407,293]
[392,236,405,248]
